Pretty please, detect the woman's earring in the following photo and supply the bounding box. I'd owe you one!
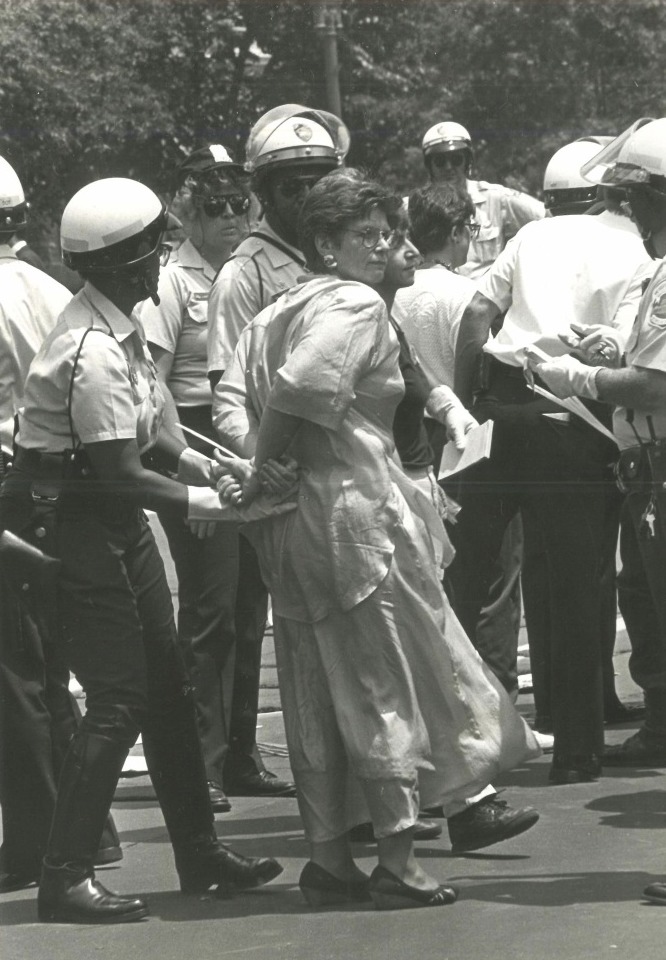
[323,254,337,269]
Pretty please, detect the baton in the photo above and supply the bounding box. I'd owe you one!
[180,424,238,460]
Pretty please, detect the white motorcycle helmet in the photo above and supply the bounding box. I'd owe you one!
[542,137,612,213]
[245,104,350,175]
[0,155,28,230]
[422,121,473,175]
[61,178,167,303]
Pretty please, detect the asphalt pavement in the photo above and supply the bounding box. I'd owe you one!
[2,517,664,960]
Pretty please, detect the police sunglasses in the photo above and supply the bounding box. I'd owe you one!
[273,176,323,199]
[203,194,251,217]
[430,152,467,169]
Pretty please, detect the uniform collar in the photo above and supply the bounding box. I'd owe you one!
[0,243,17,261]
[82,282,140,343]
[253,217,304,266]
[174,238,217,280]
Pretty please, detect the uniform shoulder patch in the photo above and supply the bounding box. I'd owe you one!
[648,288,666,328]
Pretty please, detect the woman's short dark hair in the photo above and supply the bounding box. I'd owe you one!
[298,172,402,272]
[408,183,475,256]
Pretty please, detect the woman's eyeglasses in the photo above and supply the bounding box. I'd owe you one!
[463,220,481,238]
[345,226,399,249]
[203,195,250,217]
[430,151,467,169]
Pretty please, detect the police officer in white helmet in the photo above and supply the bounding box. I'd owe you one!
[1,177,291,922]
[205,105,348,800]
[0,158,124,892]
[525,122,666,819]
[422,120,545,279]
[450,137,653,786]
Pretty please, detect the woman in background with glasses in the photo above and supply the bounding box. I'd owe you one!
[140,146,291,817]
[1,177,290,923]
[213,173,539,911]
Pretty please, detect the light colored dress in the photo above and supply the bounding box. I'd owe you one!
[214,276,539,841]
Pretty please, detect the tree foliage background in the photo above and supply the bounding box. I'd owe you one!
[1,0,665,255]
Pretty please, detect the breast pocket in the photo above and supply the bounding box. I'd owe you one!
[473,219,502,265]
[185,295,209,326]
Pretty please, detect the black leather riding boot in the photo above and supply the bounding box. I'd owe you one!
[38,730,148,923]
[141,693,282,894]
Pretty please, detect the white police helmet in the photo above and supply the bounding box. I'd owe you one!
[0,155,28,230]
[61,178,166,272]
[245,104,350,174]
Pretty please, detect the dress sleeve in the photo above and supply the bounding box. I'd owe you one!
[139,266,184,354]
[268,291,383,431]
[70,331,138,444]
[212,332,260,448]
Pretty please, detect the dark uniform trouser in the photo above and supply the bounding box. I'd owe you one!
[445,366,613,758]
[0,555,119,876]
[522,478,624,723]
[617,492,666,735]
[157,405,268,789]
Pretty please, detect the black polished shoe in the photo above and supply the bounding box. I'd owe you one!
[207,781,232,813]
[349,818,442,843]
[643,881,666,904]
[225,769,296,798]
[548,753,602,784]
[0,869,40,893]
[176,838,283,894]
[604,700,646,725]
[448,795,539,852]
[37,861,148,924]
[603,729,666,766]
[299,861,371,907]
[368,865,458,910]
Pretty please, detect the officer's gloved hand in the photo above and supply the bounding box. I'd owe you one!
[177,447,214,485]
[426,385,478,451]
[561,324,624,368]
[524,349,602,400]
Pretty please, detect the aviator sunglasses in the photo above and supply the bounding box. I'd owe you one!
[203,194,251,217]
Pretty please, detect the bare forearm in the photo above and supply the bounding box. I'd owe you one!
[454,293,500,407]
[595,366,666,413]
[254,406,303,469]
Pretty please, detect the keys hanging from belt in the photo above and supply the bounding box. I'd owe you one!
[639,497,658,540]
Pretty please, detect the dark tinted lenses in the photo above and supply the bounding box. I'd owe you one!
[203,195,250,217]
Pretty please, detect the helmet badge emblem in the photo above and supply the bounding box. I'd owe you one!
[293,122,313,143]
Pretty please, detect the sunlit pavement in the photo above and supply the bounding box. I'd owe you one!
[2,519,663,960]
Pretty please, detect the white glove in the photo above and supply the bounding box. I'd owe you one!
[177,447,214,485]
[524,350,602,399]
[567,324,624,368]
[427,385,478,451]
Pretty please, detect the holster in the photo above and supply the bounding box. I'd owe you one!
[615,440,666,495]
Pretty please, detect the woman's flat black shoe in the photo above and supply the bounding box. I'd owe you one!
[298,861,371,907]
[177,839,283,894]
[368,865,458,910]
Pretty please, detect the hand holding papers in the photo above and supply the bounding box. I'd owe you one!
[523,344,619,447]
[439,420,494,480]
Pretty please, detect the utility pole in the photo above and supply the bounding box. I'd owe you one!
[313,1,343,119]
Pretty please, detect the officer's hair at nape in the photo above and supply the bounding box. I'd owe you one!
[298,173,402,273]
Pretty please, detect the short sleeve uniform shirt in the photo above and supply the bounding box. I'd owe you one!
[19,283,165,454]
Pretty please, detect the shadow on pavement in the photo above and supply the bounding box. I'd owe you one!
[447,869,662,906]
[586,789,666,829]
